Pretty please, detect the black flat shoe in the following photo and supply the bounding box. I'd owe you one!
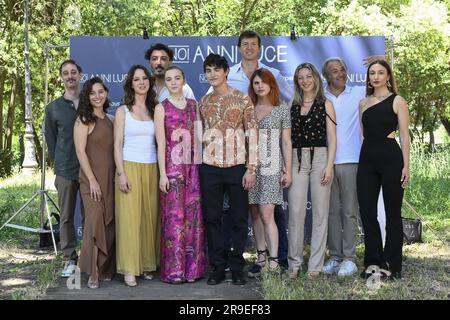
[387,271,402,281]
[207,270,225,285]
[360,265,380,279]
[231,271,247,285]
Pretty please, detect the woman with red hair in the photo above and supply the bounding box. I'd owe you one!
[247,68,292,276]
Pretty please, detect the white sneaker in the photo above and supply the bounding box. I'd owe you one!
[322,259,341,274]
[337,260,357,277]
[61,260,77,278]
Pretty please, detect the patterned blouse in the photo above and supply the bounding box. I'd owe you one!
[291,98,336,169]
[198,87,258,171]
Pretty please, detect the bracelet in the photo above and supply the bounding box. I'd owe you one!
[247,164,258,175]
[116,171,123,176]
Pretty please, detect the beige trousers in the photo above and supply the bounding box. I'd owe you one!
[328,163,359,261]
[288,148,331,272]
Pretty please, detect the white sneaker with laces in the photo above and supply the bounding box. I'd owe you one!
[337,260,357,277]
[61,260,77,278]
[322,259,341,274]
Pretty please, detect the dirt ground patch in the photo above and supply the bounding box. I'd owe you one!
[0,236,59,300]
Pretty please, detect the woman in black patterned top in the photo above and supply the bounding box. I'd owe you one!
[287,62,337,279]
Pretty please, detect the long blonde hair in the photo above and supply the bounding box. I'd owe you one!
[292,62,325,107]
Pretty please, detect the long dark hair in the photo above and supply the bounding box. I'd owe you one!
[78,77,110,125]
[122,65,157,119]
[365,60,398,96]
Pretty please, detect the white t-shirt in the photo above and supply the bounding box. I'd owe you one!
[325,85,365,164]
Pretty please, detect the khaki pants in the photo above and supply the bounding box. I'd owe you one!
[327,163,359,261]
[288,148,331,272]
[55,175,82,261]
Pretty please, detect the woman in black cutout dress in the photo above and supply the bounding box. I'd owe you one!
[357,60,410,280]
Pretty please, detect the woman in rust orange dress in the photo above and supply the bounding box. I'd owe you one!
[74,77,116,288]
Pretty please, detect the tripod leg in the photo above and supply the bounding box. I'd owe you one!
[0,192,40,231]
[44,191,60,213]
[44,194,58,255]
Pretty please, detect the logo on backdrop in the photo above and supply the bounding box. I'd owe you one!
[71,36,384,108]
[70,35,385,241]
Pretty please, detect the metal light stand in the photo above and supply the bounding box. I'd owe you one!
[0,42,69,255]
[0,122,60,255]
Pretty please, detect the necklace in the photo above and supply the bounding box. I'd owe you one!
[302,100,314,108]
[168,95,187,109]
[373,93,392,101]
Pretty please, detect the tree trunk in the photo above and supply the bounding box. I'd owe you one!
[33,124,42,167]
[441,116,450,138]
[5,76,17,150]
[428,129,435,152]
[240,0,259,31]
[0,69,6,150]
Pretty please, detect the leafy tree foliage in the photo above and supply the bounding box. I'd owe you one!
[0,0,448,176]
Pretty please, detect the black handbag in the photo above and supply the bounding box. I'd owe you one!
[39,212,60,248]
[402,217,422,244]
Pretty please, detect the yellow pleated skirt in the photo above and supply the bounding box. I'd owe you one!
[115,161,160,276]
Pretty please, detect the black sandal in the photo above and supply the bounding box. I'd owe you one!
[256,250,267,265]
[248,250,267,278]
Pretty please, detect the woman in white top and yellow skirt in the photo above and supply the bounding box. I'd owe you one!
[114,65,160,287]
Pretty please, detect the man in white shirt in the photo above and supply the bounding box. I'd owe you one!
[227,30,293,104]
[321,57,364,277]
[145,43,196,102]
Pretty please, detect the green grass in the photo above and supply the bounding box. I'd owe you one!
[0,171,63,300]
[0,171,59,243]
[0,242,63,300]
[0,144,449,300]
[404,144,450,242]
[260,242,449,300]
[260,143,450,300]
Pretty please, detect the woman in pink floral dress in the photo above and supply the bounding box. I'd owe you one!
[154,65,206,284]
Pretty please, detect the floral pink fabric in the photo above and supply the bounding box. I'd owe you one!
[159,98,206,283]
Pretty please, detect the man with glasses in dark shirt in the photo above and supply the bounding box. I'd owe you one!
[45,59,84,278]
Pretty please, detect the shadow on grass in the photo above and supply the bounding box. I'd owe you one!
[0,242,62,300]
[260,242,450,300]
